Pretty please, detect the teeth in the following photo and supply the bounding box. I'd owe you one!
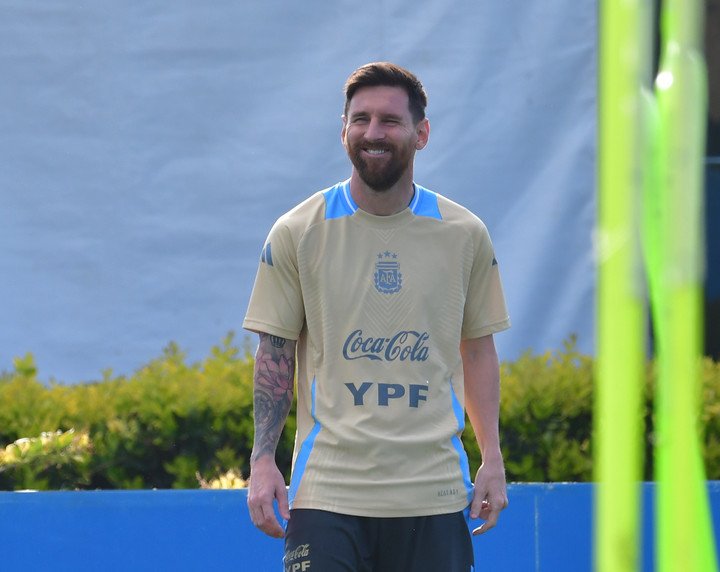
[367,149,386,155]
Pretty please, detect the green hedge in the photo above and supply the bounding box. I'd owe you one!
[0,334,294,490]
[1,334,718,490]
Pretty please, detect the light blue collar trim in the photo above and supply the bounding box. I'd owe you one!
[410,184,442,220]
[324,180,442,220]
[340,179,358,214]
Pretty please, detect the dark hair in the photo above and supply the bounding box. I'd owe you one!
[343,62,428,124]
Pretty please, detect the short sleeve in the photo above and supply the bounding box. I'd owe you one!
[243,219,305,340]
[461,223,511,339]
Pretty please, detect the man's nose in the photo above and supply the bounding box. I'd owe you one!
[364,118,386,141]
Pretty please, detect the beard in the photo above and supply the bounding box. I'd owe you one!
[347,141,413,192]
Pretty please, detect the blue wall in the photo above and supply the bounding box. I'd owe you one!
[1,483,718,571]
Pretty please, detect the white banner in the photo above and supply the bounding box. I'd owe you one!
[0,0,596,381]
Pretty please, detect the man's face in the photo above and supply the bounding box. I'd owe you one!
[342,85,429,191]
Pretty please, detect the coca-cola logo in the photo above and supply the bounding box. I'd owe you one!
[284,543,310,563]
[342,329,430,362]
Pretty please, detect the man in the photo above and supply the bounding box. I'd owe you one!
[244,62,510,571]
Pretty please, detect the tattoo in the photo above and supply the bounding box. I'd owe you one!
[251,333,296,462]
[269,335,286,348]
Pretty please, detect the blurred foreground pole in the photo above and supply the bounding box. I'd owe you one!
[648,0,719,569]
[595,0,650,570]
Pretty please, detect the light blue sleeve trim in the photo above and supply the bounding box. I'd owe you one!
[410,184,443,220]
[288,378,322,507]
[260,241,273,266]
[323,180,357,219]
[449,379,474,503]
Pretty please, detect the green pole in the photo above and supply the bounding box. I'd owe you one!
[649,0,719,569]
[595,0,650,569]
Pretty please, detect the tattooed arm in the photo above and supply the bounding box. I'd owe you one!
[251,333,296,462]
[247,333,296,538]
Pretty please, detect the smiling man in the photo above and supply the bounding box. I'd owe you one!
[342,81,428,202]
[244,62,511,571]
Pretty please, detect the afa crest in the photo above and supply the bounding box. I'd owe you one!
[374,251,402,294]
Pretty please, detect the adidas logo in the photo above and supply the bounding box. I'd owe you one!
[261,242,273,266]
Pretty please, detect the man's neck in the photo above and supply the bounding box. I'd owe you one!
[348,171,415,216]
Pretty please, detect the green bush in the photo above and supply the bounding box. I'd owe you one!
[0,333,295,490]
[0,429,92,490]
[0,334,718,490]
[464,337,720,482]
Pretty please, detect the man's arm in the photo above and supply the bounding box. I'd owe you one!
[247,332,296,538]
[461,334,508,535]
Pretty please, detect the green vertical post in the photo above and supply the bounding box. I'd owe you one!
[649,0,719,569]
[595,0,650,570]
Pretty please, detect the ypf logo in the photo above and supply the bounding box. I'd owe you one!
[374,251,402,294]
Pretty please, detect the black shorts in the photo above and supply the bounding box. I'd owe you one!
[283,508,474,572]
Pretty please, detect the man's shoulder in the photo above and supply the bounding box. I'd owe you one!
[272,184,334,229]
[280,181,350,222]
[421,186,486,230]
[281,190,325,221]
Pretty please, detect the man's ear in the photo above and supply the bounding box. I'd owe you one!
[341,114,348,147]
[416,118,430,150]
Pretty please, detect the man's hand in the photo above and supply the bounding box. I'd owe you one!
[247,455,290,538]
[469,459,508,535]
